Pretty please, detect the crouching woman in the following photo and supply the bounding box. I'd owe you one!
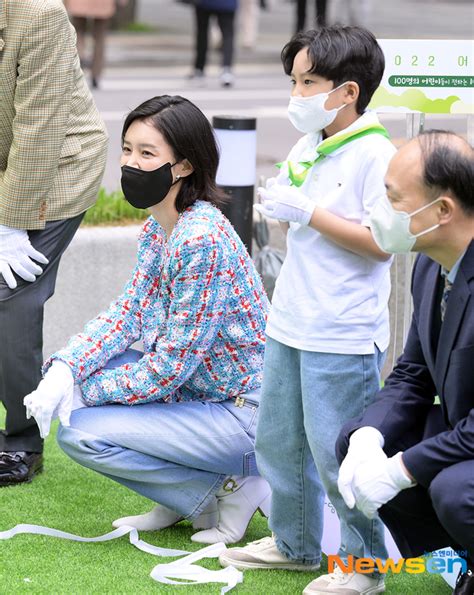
[24,95,270,545]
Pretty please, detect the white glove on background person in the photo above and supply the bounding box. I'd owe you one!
[338,426,386,509]
[255,184,315,225]
[0,224,49,289]
[351,452,416,519]
[23,361,75,438]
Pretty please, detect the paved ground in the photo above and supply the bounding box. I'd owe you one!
[93,0,472,191]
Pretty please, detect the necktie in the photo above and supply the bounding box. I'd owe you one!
[440,276,453,322]
[278,124,390,187]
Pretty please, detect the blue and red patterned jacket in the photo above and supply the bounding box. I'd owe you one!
[46,201,269,406]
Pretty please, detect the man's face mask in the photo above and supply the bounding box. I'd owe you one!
[370,195,442,254]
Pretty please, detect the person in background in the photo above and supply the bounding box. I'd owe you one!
[64,0,128,89]
[23,95,271,545]
[0,0,107,487]
[331,0,371,27]
[337,131,474,595]
[189,0,238,87]
[239,0,259,50]
[219,26,395,595]
[296,0,327,32]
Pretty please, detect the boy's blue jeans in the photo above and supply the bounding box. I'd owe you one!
[255,336,389,565]
[57,350,260,520]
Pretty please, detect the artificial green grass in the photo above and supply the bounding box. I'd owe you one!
[119,21,158,33]
[0,406,450,594]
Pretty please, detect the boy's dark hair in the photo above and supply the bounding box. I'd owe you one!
[281,26,385,114]
[122,95,227,212]
[417,130,474,215]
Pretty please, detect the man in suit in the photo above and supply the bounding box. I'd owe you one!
[0,0,108,485]
[336,130,473,595]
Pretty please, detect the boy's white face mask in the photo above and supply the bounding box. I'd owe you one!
[370,195,442,254]
[287,82,348,134]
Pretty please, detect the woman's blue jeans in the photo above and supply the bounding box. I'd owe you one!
[57,350,260,520]
[255,336,389,565]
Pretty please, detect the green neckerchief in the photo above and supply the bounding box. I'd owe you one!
[278,123,390,187]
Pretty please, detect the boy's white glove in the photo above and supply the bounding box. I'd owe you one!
[255,184,315,226]
[0,224,49,289]
[23,361,75,438]
[351,452,416,519]
[338,426,386,509]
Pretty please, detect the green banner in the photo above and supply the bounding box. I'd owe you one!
[389,75,473,88]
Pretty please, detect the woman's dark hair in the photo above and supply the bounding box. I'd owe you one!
[122,95,227,212]
[281,26,385,114]
[418,130,474,215]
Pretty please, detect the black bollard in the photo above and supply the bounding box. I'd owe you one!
[213,116,257,255]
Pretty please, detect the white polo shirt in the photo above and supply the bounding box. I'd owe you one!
[266,111,396,355]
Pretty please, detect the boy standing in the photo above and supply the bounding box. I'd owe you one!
[220,27,395,594]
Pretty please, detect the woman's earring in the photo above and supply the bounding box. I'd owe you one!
[175,174,181,181]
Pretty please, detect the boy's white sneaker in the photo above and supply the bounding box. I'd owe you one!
[219,535,320,571]
[303,567,385,594]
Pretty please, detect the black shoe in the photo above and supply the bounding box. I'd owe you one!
[453,569,474,595]
[91,77,99,89]
[0,451,43,486]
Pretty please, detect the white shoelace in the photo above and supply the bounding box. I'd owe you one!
[328,565,353,584]
[244,535,275,550]
[0,523,242,594]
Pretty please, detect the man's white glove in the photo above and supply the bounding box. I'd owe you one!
[338,426,387,509]
[255,184,315,226]
[23,361,74,438]
[351,452,416,519]
[0,224,49,289]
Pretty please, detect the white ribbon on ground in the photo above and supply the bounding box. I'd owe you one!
[150,543,243,593]
[0,524,242,594]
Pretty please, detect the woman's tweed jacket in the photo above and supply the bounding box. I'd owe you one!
[47,201,269,405]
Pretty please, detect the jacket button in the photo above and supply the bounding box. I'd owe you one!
[39,201,47,219]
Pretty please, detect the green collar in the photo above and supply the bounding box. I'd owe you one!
[280,124,390,187]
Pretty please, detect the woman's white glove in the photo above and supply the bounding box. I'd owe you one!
[23,361,75,438]
[0,224,49,289]
[337,426,386,509]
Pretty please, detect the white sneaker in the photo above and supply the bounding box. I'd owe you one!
[220,69,234,87]
[303,567,385,594]
[191,475,271,544]
[219,535,321,571]
[112,499,218,531]
[187,69,206,87]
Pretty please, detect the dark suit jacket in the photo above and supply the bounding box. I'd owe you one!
[349,240,474,488]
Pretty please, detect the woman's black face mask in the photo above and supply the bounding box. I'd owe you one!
[121,161,178,209]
